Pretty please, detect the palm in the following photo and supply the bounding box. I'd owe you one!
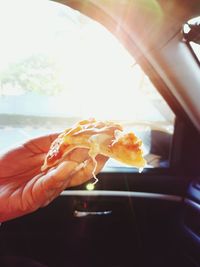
[0,134,107,222]
[0,134,58,182]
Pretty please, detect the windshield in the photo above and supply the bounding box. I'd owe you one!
[0,0,175,169]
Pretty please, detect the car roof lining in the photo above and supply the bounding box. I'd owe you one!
[55,0,200,132]
[57,0,200,53]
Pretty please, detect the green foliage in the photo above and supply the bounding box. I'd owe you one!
[0,54,63,95]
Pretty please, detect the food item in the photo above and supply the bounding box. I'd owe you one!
[41,119,146,183]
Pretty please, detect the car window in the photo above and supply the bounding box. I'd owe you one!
[183,16,200,62]
[190,42,200,62]
[0,0,175,169]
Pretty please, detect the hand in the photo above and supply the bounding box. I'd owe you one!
[0,134,107,222]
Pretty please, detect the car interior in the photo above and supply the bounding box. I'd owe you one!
[0,0,200,267]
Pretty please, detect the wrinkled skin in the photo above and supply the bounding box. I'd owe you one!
[0,134,107,222]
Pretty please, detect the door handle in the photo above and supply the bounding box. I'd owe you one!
[74,210,112,217]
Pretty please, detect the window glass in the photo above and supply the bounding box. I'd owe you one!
[190,42,200,61]
[183,16,200,62]
[0,0,175,169]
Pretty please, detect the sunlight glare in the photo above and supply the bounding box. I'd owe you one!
[0,0,171,124]
[86,183,95,191]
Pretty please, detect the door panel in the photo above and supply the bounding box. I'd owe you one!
[0,188,189,267]
[180,179,200,267]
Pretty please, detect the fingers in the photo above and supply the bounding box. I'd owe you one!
[68,155,108,187]
[41,154,108,190]
[30,154,107,208]
[67,148,89,163]
[33,148,91,202]
[27,161,75,208]
[24,133,60,154]
[41,155,108,206]
[39,161,78,192]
